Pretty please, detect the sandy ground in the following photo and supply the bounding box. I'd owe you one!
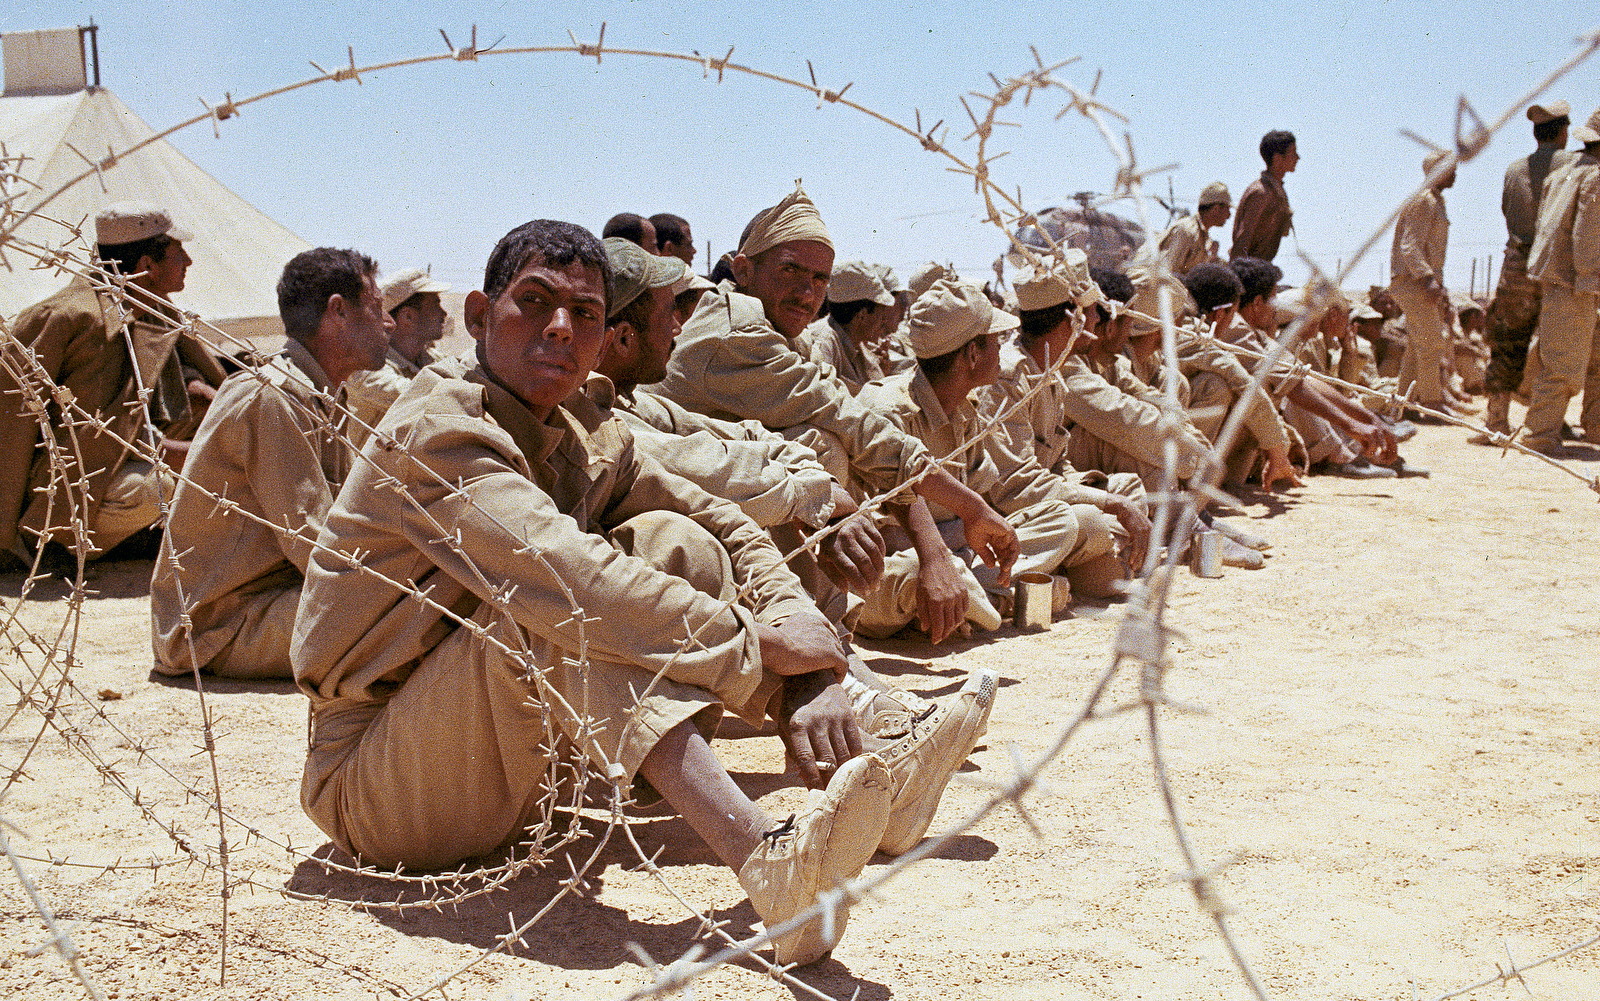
[2,417,1598,1001]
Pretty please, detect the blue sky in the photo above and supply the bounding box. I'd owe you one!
[5,2,1598,297]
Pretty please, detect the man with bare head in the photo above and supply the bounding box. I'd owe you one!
[651,212,695,268]
[152,248,391,679]
[1231,130,1298,262]
[602,211,658,254]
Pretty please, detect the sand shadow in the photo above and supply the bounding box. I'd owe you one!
[144,669,301,695]
[0,556,155,600]
[286,835,892,993]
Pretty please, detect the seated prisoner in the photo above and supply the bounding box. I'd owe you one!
[344,267,452,447]
[291,220,994,966]
[1,201,226,562]
[150,248,390,679]
[853,280,1151,637]
[650,184,1019,642]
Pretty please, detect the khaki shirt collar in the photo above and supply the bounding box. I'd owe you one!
[283,338,338,394]
[468,366,619,468]
[908,365,961,435]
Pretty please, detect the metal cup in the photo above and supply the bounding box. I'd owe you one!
[1013,571,1054,631]
[1190,526,1223,578]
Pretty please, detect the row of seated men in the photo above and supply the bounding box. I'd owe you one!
[0,190,1421,966]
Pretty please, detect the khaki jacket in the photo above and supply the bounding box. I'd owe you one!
[1391,188,1450,287]
[1127,214,1215,283]
[150,341,352,673]
[344,346,440,449]
[1181,318,1296,454]
[292,362,812,711]
[646,282,930,495]
[1527,151,1600,295]
[797,315,885,394]
[1231,172,1293,261]
[612,387,837,529]
[0,275,225,551]
[978,342,1208,480]
[859,368,1112,520]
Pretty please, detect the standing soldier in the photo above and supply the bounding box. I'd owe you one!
[1522,107,1600,453]
[1231,131,1298,263]
[1474,102,1577,442]
[1389,150,1461,416]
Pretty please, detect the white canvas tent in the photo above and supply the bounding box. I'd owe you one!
[1,27,308,343]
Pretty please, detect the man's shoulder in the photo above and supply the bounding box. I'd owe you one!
[679,284,773,342]
[856,368,917,411]
[13,277,114,338]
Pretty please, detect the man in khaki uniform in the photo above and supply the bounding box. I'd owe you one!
[649,184,1020,607]
[344,267,451,445]
[1522,107,1600,453]
[1389,150,1460,413]
[596,237,957,745]
[1478,102,1577,438]
[1,201,225,562]
[979,252,1212,490]
[651,212,695,268]
[1126,182,1230,288]
[854,280,1150,636]
[292,220,993,967]
[150,248,391,679]
[798,261,898,393]
[1231,131,1297,262]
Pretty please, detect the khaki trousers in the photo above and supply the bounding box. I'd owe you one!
[1524,284,1600,448]
[88,459,168,555]
[853,498,1113,638]
[300,511,778,871]
[152,580,300,680]
[1391,279,1447,406]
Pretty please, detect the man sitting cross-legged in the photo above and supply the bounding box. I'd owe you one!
[150,248,391,678]
[854,280,1152,633]
[593,236,955,756]
[292,220,993,967]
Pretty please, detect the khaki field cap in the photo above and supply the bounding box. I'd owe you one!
[380,267,451,313]
[1351,302,1384,322]
[95,201,193,246]
[907,261,957,302]
[739,182,834,258]
[1198,181,1232,208]
[1125,273,1191,333]
[1527,100,1571,124]
[1575,106,1600,145]
[872,263,905,294]
[604,237,688,318]
[672,271,716,296]
[1012,249,1100,312]
[906,279,1019,359]
[828,261,895,305]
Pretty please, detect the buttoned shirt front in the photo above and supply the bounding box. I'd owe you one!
[1231,172,1293,261]
[1391,188,1450,286]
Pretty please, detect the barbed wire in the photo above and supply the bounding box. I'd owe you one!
[3,21,1598,1001]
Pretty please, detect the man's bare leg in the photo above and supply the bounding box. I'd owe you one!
[638,719,769,870]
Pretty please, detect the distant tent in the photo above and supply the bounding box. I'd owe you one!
[1,29,308,342]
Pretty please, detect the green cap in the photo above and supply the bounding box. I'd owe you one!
[604,237,687,319]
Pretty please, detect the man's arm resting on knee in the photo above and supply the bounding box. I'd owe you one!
[910,466,1019,586]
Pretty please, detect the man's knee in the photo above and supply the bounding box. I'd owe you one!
[609,511,733,598]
